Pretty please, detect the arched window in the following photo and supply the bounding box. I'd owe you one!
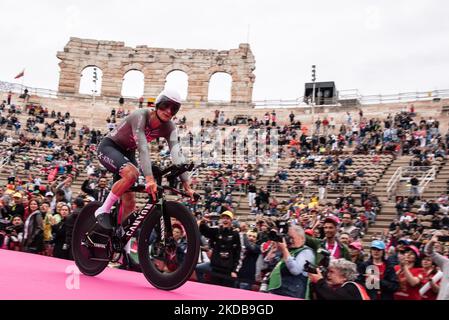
[121,70,144,98]
[165,70,188,100]
[79,66,102,95]
[208,72,232,102]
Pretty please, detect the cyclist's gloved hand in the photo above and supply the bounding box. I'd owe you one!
[145,175,158,202]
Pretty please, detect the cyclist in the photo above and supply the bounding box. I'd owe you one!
[94,89,195,230]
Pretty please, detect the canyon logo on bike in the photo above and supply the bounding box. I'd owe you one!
[125,203,155,237]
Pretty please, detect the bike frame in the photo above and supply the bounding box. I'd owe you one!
[112,163,198,251]
[117,196,170,249]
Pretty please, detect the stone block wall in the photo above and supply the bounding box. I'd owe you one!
[57,38,256,103]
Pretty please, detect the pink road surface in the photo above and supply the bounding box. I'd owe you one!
[0,249,297,300]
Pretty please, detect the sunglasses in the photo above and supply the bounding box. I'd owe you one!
[158,101,180,116]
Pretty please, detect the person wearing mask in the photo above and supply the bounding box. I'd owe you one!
[424,231,449,300]
[199,210,241,288]
[267,225,315,299]
[309,258,370,300]
[358,240,399,300]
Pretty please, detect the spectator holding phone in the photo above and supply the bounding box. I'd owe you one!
[424,231,449,300]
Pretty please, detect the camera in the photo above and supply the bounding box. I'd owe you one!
[304,248,331,274]
[268,219,290,243]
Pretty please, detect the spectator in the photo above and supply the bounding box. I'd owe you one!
[6,192,25,220]
[424,231,449,300]
[394,245,422,300]
[52,175,73,204]
[339,232,351,246]
[3,215,24,251]
[81,176,110,203]
[199,210,241,288]
[237,230,261,290]
[419,255,440,300]
[22,199,44,254]
[410,175,420,199]
[289,112,295,124]
[309,258,370,300]
[257,187,270,214]
[267,225,315,299]
[50,189,67,211]
[358,240,399,300]
[348,241,365,270]
[306,215,351,261]
[52,204,71,260]
[340,212,361,240]
[247,182,257,214]
[65,197,84,260]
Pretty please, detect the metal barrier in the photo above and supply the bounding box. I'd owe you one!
[2,80,449,109]
[387,166,436,199]
[0,155,10,169]
[387,167,402,199]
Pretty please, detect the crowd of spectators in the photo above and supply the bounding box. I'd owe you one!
[1,92,449,299]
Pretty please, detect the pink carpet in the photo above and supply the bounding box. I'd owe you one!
[0,249,296,300]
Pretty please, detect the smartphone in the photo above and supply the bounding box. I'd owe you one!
[438,235,449,242]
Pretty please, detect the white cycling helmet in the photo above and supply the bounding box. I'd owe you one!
[155,88,182,116]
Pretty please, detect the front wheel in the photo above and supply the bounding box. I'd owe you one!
[138,201,200,290]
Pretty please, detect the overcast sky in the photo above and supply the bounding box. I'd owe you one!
[0,0,448,100]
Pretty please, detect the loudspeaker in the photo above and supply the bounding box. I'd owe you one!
[304,81,337,105]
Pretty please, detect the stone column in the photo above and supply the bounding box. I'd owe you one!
[58,67,79,95]
[231,75,255,103]
[187,71,209,102]
[101,67,123,98]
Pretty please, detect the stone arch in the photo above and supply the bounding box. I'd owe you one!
[121,69,145,98]
[208,72,232,102]
[79,65,103,95]
[122,63,144,75]
[165,70,189,100]
[162,63,191,78]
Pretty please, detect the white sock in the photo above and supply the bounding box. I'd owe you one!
[95,192,120,217]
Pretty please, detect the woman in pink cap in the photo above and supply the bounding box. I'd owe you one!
[394,245,423,300]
